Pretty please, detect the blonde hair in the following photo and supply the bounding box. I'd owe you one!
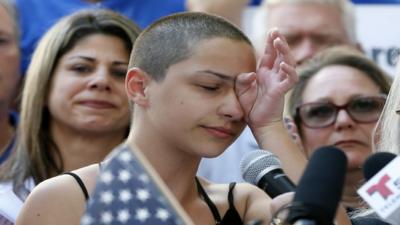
[0,9,141,189]
[374,60,400,154]
[352,60,399,219]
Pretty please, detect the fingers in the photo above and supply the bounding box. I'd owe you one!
[259,28,296,73]
[279,61,298,85]
[259,28,279,69]
[235,72,257,96]
[272,32,298,90]
[270,192,295,223]
[273,36,296,68]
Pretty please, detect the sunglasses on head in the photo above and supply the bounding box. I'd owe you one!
[295,95,386,128]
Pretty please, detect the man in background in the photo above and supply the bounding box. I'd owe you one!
[253,0,362,64]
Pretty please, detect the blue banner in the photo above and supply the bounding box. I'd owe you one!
[352,0,400,3]
[250,0,400,5]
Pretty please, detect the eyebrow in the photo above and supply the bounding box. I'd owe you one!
[309,94,378,104]
[197,70,235,82]
[67,56,128,65]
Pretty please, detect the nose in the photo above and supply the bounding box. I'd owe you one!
[218,91,244,121]
[334,108,356,130]
[293,39,318,65]
[88,67,112,91]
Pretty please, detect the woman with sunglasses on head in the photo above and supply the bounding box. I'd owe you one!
[287,46,391,211]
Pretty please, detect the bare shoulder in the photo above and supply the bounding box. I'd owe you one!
[72,163,101,194]
[15,164,100,225]
[234,182,270,198]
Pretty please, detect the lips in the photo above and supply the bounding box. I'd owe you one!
[79,100,116,109]
[334,140,365,147]
[202,126,235,139]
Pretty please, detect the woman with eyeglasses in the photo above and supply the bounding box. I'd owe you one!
[287,46,392,211]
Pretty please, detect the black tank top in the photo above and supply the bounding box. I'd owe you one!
[65,172,243,225]
[195,177,243,225]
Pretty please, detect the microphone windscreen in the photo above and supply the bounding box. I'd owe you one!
[363,152,397,181]
[287,146,347,225]
[240,150,281,184]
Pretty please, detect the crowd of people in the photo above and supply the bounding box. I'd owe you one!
[0,0,398,225]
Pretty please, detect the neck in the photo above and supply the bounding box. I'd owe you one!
[51,124,126,172]
[0,109,14,156]
[127,127,200,204]
[342,169,365,209]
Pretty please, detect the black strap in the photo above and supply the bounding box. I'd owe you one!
[64,172,89,200]
[227,182,236,209]
[195,177,222,223]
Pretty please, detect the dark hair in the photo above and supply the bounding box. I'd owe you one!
[129,12,252,81]
[288,46,392,135]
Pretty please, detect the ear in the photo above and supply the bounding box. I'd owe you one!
[125,67,151,106]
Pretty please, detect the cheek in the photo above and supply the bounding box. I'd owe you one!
[47,85,67,114]
[0,44,19,62]
[53,75,84,97]
[161,94,209,127]
[47,76,83,109]
[300,126,331,155]
[166,97,199,121]
[359,123,375,144]
[115,82,128,100]
[0,50,20,79]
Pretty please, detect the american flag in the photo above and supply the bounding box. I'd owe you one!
[81,145,187,225]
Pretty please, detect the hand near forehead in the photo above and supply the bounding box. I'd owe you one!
[236,29,298,130]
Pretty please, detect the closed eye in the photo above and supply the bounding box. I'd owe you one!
[200,85,220,91]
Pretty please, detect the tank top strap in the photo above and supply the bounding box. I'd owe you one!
[195,177,222,223]
[227,182,236,208]
[63,172,89,200]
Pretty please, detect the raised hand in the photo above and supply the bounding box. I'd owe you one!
[236,28,298,130]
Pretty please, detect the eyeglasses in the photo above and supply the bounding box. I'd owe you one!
[295,95,386,128]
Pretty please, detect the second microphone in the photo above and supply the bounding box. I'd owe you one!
[240,149,296,198]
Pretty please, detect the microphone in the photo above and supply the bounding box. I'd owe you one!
[357,152,400,225]
[363,152,397,180]
[286,146,347,225]
[240,149,296,198]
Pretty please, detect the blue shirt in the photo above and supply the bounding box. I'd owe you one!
[16,0,186,74]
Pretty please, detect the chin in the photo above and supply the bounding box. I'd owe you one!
[79,122,126,133]
[346,156,368,172]
[198,144,228,158]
